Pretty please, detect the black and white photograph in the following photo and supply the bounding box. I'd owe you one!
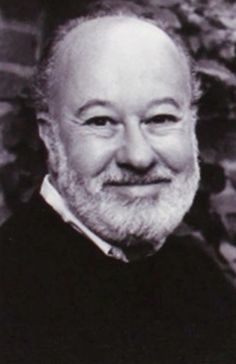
[0,0,236,363]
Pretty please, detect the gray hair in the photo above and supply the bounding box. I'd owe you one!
[32,1,201,116]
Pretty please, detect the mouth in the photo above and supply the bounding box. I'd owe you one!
[103,178,171,198]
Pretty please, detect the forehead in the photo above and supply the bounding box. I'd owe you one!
[60,16,181,53]
[50,16,191,114]
[55,16,189,70]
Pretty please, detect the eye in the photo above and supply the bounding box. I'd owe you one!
[84,116,116,127]
[144,114,180,124]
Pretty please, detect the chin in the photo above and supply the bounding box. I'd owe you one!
[53,133,200,248]
[58,162,200,249]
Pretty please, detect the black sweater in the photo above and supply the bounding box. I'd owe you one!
[1,195,236,364]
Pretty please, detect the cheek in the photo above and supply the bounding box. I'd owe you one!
[153,131,196,174]
[61,131,117,177]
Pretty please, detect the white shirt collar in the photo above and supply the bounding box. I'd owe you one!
[40,175,129,262]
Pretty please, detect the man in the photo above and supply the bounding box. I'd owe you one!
[1,6,236,364]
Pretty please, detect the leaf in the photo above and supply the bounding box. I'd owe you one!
[148,0,180,7]
[197,59,236,87]
[188,36,201,54]
[152,8,181,28]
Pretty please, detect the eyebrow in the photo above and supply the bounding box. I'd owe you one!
[74,97,180,118]
[147,98,180,110]
[74,99,114,118]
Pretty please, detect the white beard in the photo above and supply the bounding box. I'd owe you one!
[50,129,200,250]
[60,167,199,249]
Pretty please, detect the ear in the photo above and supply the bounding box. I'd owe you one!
[37,112,55,152]
[37,113,60,177]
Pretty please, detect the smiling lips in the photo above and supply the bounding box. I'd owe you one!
[104,178,172,198]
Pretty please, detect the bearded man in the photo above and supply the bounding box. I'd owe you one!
[1,5,236,364]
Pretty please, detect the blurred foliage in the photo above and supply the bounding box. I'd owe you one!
[1,0,236,250]
[1,94,46,209]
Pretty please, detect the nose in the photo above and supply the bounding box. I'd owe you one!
[115,123,157,171]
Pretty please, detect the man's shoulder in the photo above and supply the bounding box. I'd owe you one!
[0,193,90,269]
[0,193,106,273]
[160,234,236,302]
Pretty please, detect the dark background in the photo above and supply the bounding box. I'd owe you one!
[0,0,236,280]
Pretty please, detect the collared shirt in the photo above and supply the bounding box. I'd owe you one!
[40,175,129,262]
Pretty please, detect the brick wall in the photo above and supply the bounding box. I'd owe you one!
[0,1,44,224]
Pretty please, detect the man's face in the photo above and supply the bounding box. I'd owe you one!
[45,17,200,248]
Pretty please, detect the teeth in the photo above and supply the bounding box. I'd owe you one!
[106,179,171,186]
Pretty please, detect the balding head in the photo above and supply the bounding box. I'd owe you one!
[34,12,199,117]
[49,16,192,118]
